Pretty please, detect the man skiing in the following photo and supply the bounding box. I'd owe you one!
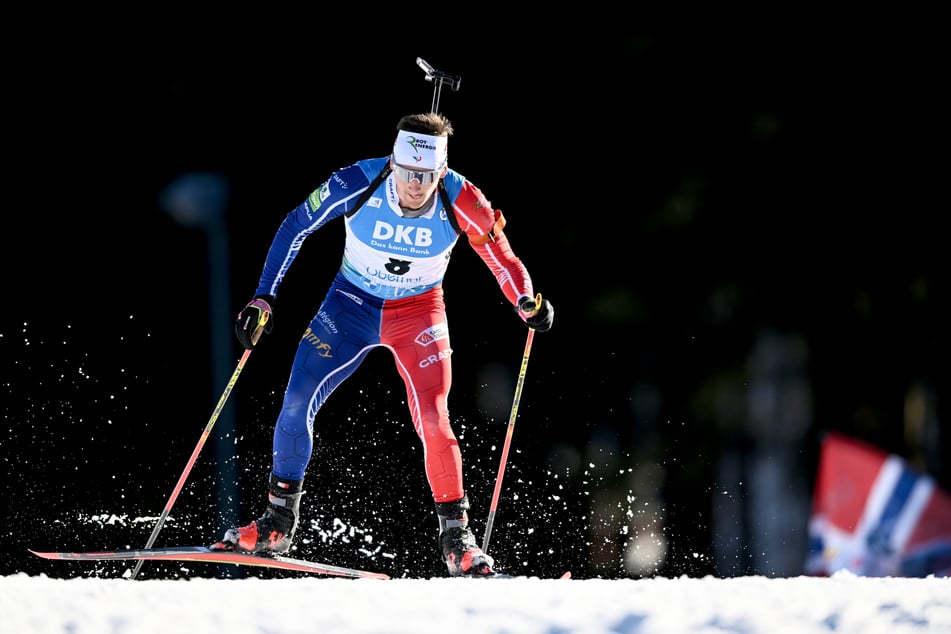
[215,112,554,577]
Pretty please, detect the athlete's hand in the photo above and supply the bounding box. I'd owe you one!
[518,295,554,332]
[235,294,274,349]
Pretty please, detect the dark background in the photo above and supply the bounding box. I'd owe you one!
[3,8,947,580]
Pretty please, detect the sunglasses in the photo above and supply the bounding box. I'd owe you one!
[391,160,441,185]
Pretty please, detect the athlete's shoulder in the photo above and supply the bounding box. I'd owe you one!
[442,169,501,240]
[353,156,390,181]
[445,169,489,213]
[320,156,387,191]
[307,157,384,204]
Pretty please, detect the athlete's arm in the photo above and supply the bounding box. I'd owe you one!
[452,181,533,306]
[254,162,376,297]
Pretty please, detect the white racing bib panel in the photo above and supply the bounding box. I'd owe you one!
[341,173,459,299]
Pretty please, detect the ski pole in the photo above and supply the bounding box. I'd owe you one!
[130,344,256,580]
[482,294,541,555]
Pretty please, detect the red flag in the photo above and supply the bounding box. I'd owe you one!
[805,431,951,577]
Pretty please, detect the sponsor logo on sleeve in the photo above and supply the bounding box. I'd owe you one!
[308,182,331,210]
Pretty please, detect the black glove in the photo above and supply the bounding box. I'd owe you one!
[235,294,274,349]
[518,295,554,333]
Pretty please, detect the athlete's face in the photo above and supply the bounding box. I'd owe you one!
[391,159,445,211]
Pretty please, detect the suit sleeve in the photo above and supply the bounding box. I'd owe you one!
[452,181,534,306]
[254,162,372,297]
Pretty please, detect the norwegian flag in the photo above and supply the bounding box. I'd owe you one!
[805,431,951,577]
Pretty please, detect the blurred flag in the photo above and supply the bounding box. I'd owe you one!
[805,431,951,577]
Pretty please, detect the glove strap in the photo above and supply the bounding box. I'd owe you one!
[247,299,272,345]
[248,298,272,325]
[518,293,542,318]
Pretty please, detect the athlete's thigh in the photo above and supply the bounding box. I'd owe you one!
[286,288,381,399]
[381,294,452,396]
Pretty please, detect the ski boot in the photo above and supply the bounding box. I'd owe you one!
[436,495,495,576]
[214,473,304,553]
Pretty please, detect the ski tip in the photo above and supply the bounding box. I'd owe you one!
[560,571,572,579]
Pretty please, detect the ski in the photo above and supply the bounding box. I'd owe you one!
[29,546,390,580]
[483,571,572,580]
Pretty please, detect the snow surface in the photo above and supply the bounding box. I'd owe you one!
[3,569,949,633]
